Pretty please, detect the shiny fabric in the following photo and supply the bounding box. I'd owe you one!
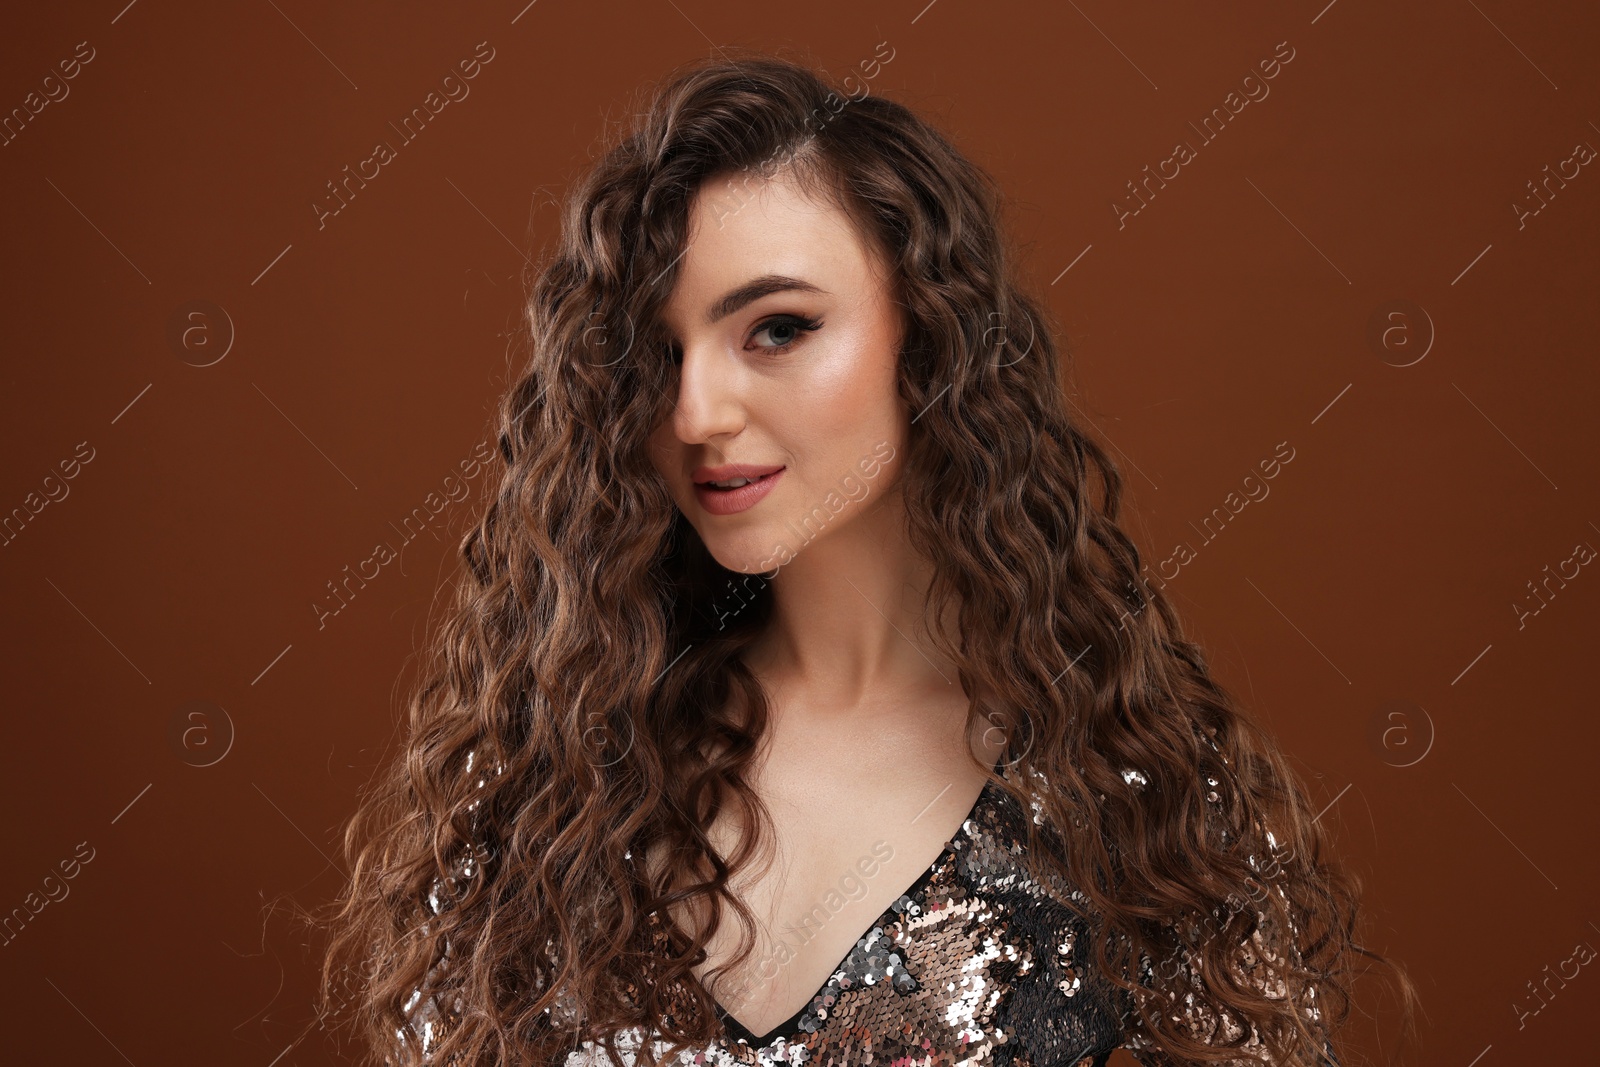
[397,755,1337,1067]
[660,763,1134,1067]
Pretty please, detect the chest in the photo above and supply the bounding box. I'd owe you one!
[650,746,996,1037]
[724,821,968,1021]
[621,766,1127,1063]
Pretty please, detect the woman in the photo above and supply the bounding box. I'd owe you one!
[318,51,1417,1067]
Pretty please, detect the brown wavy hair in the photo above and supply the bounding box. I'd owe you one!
[315,49,1419,1067]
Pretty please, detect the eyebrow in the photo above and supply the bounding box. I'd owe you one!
[704,274,828,326]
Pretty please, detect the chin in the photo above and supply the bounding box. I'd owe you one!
[684,522,780,574]
[704,538,786,576]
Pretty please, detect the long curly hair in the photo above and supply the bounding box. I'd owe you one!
[316,49,1418,1067]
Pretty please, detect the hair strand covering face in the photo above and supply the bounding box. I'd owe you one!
[312,48,1419,1067]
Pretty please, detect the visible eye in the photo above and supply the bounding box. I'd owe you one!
[748,314,823,355]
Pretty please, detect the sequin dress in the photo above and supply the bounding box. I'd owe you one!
[677,766,1132,1067]
[396,758,1338,1067]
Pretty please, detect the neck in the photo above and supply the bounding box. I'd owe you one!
[741,489,966,726]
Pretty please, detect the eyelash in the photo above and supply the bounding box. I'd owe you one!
[666,313,824,364]
[747,313,824,355]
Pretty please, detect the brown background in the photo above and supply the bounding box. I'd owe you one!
[2,0,1596,1063]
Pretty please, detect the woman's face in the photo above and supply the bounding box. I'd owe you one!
[647,168,909,575]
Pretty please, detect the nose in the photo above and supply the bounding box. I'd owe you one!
[668,340,746,446]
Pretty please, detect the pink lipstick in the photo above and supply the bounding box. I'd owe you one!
[692,463,785,516]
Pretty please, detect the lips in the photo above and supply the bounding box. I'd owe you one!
[692,462,785,486]
[691,465,784,516]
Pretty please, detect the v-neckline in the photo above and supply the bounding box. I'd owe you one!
[712,762,1004,1047]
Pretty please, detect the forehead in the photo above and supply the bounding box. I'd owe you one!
[662,169,877,324]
